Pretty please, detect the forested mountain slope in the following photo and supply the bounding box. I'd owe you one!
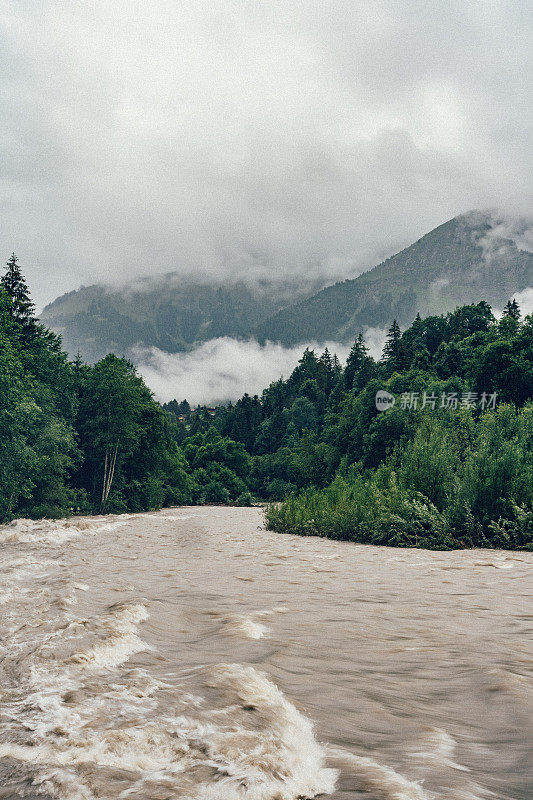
[41,278,322,363]
[42,213,532,360]
[255,212,533,345]
[2,250,532,549]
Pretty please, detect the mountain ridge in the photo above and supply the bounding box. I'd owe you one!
[41,211,533,361]
[254,212,533,345]
[41,278,324,363]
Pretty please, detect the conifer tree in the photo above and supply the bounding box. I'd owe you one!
[503,298,520,321]
[382,319,401,363]
[344,333,368,390]
[1,253,36,328]
[382,319,411,373]
[320,347,332,371]
[318,347,335,395]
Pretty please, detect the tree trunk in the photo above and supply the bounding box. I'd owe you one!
[100,444,119,513]
[100,449,109,511]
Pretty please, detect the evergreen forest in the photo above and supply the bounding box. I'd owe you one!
[1,254,532,550]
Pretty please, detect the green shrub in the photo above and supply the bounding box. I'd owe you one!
[265,407,533,550]
[204,482,231,504]
[488,503,533,550]
[235,491,254,506]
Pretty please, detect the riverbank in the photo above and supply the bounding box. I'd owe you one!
[265,470,533,551]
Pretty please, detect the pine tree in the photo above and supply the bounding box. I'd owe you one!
[318,347,334,395]
[320,347,332,371]
[288,348,320,392]
[503,299,521,321]
[331,353,343,391]
[344,333,368,390]
[1,253,36,328]
[73,351,85,376]
[326,373,344,413]
[382,320,401,364]
[179,399,191,415]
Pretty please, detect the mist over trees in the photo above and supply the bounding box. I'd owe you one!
[1,253,532,549]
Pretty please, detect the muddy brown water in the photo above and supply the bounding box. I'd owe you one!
[0,506,531,799]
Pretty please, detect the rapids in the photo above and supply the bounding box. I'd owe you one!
[0,507,531,799]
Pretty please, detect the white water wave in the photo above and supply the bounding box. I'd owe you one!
[1,662,337,800]
[222,610,276,640]
[32,768,97,800]
[0,515,132,545]
[70,602,151,670]
[198,663,338,800]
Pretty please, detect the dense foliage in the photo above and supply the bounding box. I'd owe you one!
[0,257,253,520]
[167,300,533,550]
[2,253,532,549]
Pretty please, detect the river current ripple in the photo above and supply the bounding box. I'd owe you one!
[0,507,531,799]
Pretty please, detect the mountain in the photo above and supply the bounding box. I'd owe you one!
[255,212,533,345]
[41,277,323,363]
[42,212,533,362]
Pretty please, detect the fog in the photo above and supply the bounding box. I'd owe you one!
[1,1,531,308]
[133,290,533,404]
[133,338,360,405]
[512,287,533,318]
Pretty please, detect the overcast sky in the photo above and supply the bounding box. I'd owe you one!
[1,0,532,309]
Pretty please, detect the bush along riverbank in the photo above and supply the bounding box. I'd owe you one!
[213,300,531,550]
[265,403,533,550]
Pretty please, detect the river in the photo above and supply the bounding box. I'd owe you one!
[0,506,531,799]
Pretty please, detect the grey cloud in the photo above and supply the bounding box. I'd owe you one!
[476,211,533,264]
[1,0,531,308]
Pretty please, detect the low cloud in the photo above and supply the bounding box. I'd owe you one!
[474,209,533,265]
[512,287,533,318]
[493,287,533,320]
[361,327,388,362]
[133,338,354,405]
